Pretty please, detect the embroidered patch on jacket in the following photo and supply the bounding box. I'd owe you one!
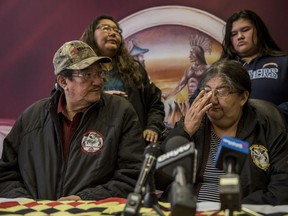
[250,144,270,171]
[81,130,104,154]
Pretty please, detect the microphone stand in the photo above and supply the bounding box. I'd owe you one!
[211,158,262,216]
[143,174,165,216]
[169,166,197,216]
[123,142,162,216]
[123,166,165,216]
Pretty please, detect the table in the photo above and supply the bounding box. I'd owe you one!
[2,198,170,216]
[0,197,288,215]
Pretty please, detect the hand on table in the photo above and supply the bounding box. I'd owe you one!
[57,195,81,201]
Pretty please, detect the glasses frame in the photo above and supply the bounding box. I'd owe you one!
[96,24,122,34]
[200,86,239,98]
[71,70,105,81]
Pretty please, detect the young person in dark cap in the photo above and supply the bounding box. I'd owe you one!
[0,40,145,201]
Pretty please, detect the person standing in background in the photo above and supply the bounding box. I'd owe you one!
[220,9,288,114]
[80,15,165,143]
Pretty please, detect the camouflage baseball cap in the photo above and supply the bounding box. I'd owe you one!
[53,40,111,75]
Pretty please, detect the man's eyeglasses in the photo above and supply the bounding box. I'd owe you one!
[200,86,239,98]
[96,24,122,34]
[71,70,105,81]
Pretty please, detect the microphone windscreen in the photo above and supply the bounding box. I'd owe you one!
[164,136,190,152]
[144,142,163,157]
[156,136,197,184]
[215,136,249,173]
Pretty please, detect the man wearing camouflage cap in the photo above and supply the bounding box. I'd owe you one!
[0,40,145,200]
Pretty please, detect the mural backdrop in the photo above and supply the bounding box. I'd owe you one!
[121,6,224,126]
[0,0,287,123]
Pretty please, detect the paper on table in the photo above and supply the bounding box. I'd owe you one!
[243,204,288,214]
[0,198,29,203]
[197,202,288,214]
[197,201,221,211]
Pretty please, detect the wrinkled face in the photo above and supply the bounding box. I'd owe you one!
[230,18,259,58]
[94,19,122,57]
[63,63,105,107]
[203,76,248,128]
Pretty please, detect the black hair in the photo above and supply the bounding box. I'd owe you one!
[79,15,144,88]
[221,9,285,59]
[199,59,251,96]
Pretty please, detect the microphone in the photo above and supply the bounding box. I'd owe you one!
[156,136,197,216]
[215,136,249,174]
[214,136,250,212]
[156,136,197,184]
[169,166,197,216]
[135,142,162,194]
[123,142,162,216]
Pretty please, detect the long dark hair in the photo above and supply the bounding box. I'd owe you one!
[221,10,285,59]
[80,15,144,88]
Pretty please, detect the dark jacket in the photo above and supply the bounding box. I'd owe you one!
[240,54,288,106]
[159,99,288,205]
[115,62,165,135]
[0,91,145,200]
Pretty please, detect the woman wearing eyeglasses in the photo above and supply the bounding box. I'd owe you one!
[158,59,288,205]
[80,16,165,144]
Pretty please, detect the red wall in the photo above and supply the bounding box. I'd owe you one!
[0,0,287,119]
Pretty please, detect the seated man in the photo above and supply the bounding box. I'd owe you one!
[0,40,145,201]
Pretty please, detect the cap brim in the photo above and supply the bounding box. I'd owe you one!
[67,56,111,71]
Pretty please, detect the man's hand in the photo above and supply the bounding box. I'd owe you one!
[57,195,81,201]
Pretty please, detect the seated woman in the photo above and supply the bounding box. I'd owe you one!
[158,59,288,205]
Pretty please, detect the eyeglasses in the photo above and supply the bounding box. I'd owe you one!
[71,70,105,81]
[96,24,122,34]
[200,86,238,98]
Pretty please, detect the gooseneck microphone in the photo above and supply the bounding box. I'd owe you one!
[215,136,249,174]
[123,142,162,216]
[214,136,250,214]
[156,136,197,184]
[156,136,197,216]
